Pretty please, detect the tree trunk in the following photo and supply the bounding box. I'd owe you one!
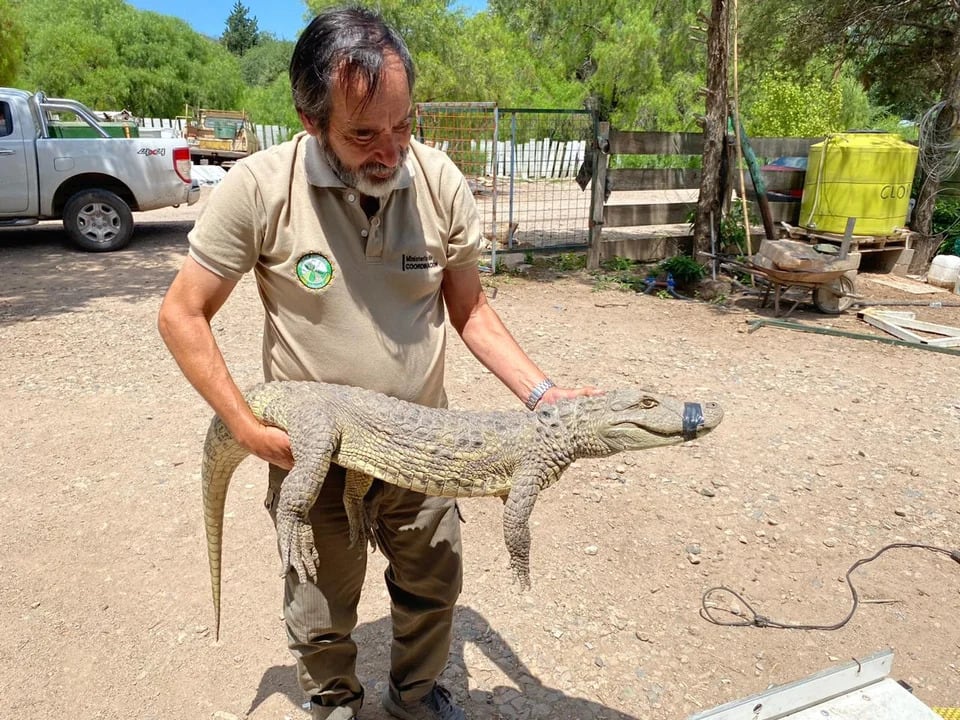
[909,22,960,273]
[692,0,730,259]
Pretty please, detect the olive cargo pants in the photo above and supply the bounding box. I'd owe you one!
[266,464,463,712]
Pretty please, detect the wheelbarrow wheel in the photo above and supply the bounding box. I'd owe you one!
[812,275,856,314]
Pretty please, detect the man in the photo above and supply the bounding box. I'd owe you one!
[158,6,594,720]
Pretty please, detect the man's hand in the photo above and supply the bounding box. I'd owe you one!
[237,422,295,470]
[539,384,603,407]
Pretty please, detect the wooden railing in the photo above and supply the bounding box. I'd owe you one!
[589,122,820,263]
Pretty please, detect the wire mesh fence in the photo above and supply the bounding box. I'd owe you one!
[415,103,596,265]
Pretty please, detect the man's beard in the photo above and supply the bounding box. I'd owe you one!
[319,135,408,198]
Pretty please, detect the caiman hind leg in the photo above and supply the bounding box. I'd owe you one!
[343,468,377,550]
[275,415,340,583]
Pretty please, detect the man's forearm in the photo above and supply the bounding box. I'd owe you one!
[456,301,551,405]
[158,307,254,438]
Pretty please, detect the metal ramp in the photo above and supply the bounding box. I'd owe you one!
[688,649,944,720]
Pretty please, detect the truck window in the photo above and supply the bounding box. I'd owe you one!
[0,102,11,137]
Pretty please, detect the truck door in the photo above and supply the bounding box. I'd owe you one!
[0,100,31,213]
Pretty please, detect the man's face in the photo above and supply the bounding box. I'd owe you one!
[301,53,413,198]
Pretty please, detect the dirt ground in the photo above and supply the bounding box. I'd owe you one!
[1,190,958,720]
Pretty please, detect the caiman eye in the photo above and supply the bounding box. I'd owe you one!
[640,397,658,409]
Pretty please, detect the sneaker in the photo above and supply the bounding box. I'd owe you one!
[310,704,356,720]
[381,683,465,720]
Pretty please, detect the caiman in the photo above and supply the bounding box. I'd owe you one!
[202,381,723,638]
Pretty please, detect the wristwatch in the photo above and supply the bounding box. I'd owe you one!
[525,378,556,410]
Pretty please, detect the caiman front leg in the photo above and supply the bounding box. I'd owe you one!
[502,467,546,591]
[275,414,339,583]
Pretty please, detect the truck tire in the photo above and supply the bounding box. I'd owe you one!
[63,190,134,252]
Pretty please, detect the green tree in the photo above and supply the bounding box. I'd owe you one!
[0,0,25,86]
[14,0,244,116]
[490,0,709,129]
[221,1,261,56]
[240,37,295,87]
[242,73,300,130]
[741,0,960,120]
[740,0,960,266]
[305,0,469,102]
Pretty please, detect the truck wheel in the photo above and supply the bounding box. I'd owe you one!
[63,190,134,252]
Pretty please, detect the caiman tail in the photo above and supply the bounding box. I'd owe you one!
[201,414,252,641]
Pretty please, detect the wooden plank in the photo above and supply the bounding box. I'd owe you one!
[740,136,820,157]
[887,317,960,337]
[861,313,928,343]
[560,141,572,178]
[610,133,816,159]
[572,140,584,178]
[597,233,694,262]
[609,130,704,155]
[588,122,610,270]
[861,274,946,295]
[603,202,697,227]
[608,168,702,192]
[865,311,960,338]
[925,336,960,347]
[591,124,610,226]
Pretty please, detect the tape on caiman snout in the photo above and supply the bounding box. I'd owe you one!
[682,402,704,441]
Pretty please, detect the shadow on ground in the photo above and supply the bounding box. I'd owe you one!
[0,219,193,325]
[247,605,641,719]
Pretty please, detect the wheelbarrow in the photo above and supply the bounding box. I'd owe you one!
[721,257,858,317]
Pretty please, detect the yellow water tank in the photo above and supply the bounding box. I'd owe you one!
[799,132,918,236]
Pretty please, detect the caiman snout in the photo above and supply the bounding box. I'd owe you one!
[683,400,723,440]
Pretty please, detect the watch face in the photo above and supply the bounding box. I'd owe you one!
[296,253,334,290]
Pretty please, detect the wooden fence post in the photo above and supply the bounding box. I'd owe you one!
[587,122,610,270]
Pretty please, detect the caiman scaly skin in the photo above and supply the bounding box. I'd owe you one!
[202,381,723,639]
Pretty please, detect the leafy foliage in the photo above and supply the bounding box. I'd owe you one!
[1,0,953,149]
[933,198,960,255]
[654,255,706,287]
[745,72,844,137]
[739,0,960,120]
[14,0,244,116]
[719,202,747,255]
[0,0,25,86]
[490,0,708,130]
[240,38,295,88]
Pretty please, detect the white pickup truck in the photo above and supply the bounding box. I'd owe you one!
[0,88,200,251]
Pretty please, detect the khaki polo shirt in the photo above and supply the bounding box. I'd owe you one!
[188,132,481,408]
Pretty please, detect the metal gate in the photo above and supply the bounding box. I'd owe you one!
[415,103,597,268]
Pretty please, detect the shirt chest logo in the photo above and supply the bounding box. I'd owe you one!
[401,253,439,271]
[296,253,334,290]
